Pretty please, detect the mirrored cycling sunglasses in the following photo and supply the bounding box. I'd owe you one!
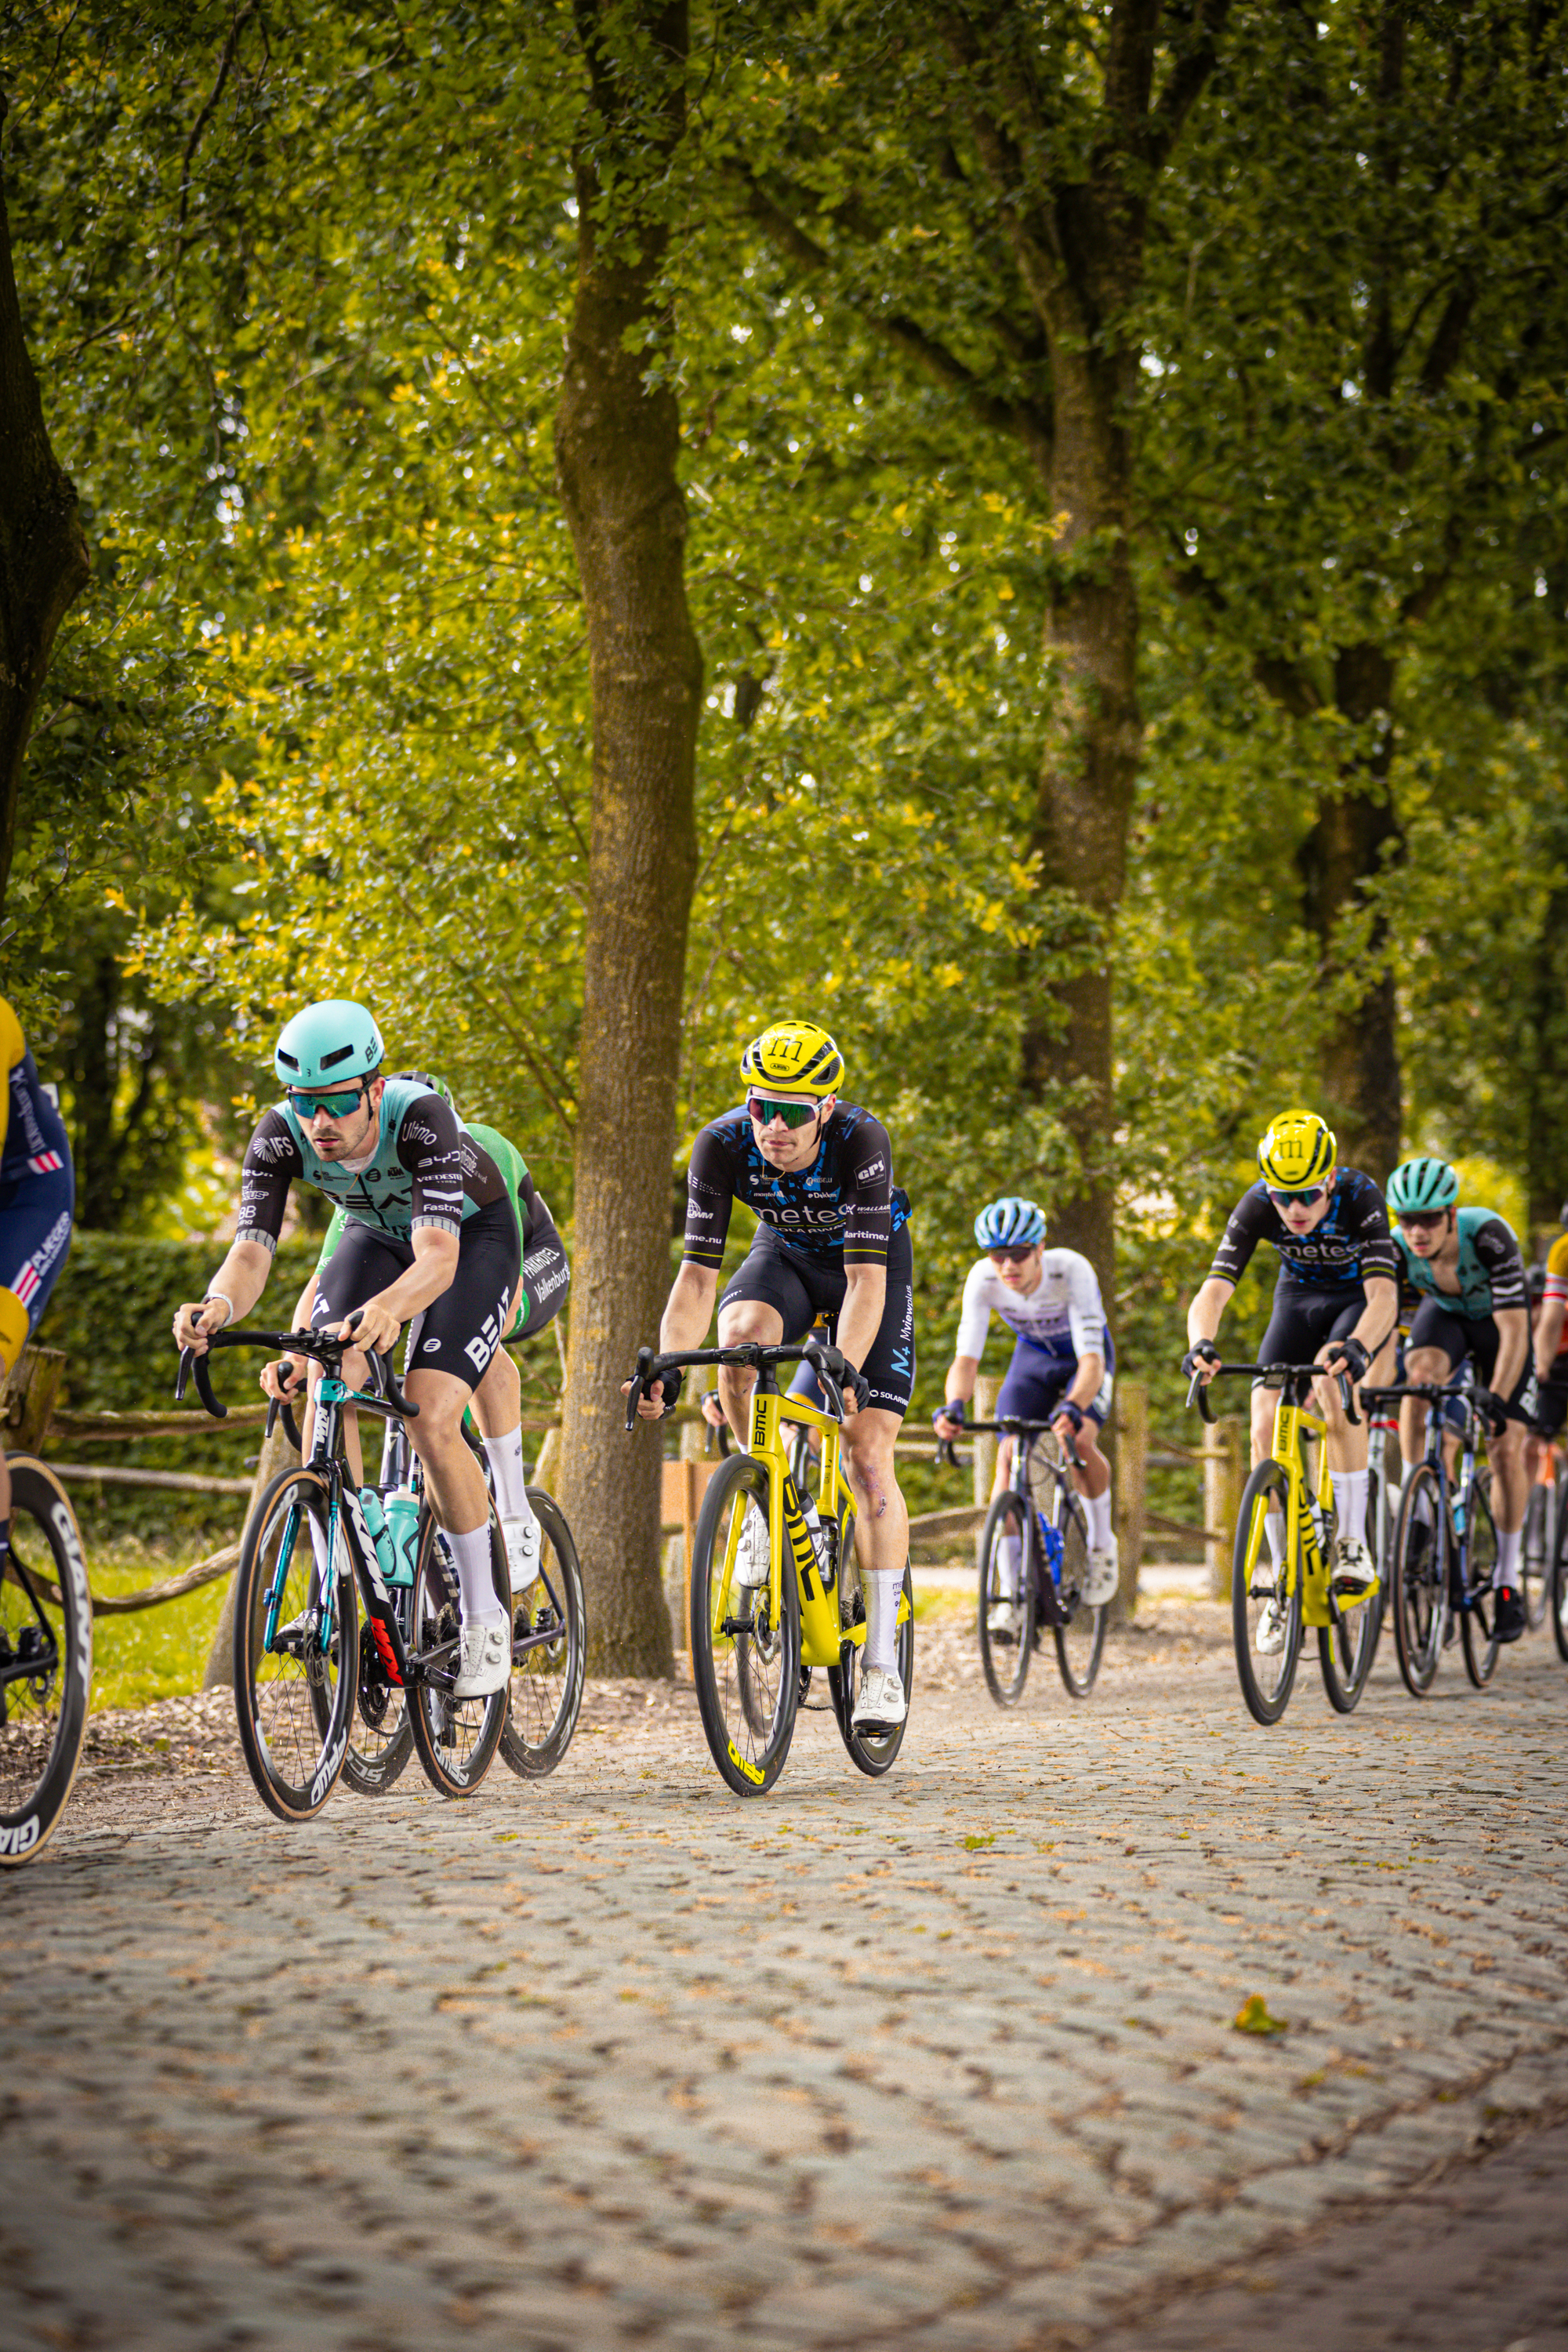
[1267,1183,1329,1207]
[988,1245,1035,1264]
[1397,1209,1447,1230]
[746,1093,820,1130]
[287,1080,373,1120]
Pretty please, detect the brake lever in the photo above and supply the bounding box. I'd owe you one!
[175,1346,193,1403]
[1185,1369,1217,1425]
[1338,1372,1361,1428]
[936,1436,959,1472]
[626,1344,655,1433]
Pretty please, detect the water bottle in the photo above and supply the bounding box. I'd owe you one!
[383,1487,419,1588]
[356,1487,398,1587]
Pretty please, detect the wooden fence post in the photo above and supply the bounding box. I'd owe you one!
[201,1406,300,1690]
[2,1345,67,1454]
[1204,1416,1247,1599]
[971,1375,998,1514]
[1112,1377,1148,1623]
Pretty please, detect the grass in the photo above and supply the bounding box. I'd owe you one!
[85,1538,233,1714]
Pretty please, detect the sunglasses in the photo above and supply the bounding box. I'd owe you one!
[1267,1184,1329,1208]
[747,1093,821,1131]
[989,1245,1036,1265]
[1397,1209,1448,1231]
[288,1080,374,1121]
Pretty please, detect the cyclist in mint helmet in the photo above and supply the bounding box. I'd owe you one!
[173,1001,524,1699]
[935,1196,1118,1623]
[1388,1155,1534,1642]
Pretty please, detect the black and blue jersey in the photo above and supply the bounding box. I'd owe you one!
[1209,1169,1397,1294]
[683,1102,910,1270]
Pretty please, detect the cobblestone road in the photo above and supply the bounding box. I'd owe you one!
[4,1603,1567,2350]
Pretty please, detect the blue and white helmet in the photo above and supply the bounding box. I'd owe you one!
[975,1196,1047,1250]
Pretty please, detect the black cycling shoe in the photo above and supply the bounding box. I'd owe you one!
[1493,1584,1528,1645]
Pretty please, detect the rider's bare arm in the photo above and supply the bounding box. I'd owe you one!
[836,1262,887,1416]
[935,1351,979,1431]
[1185,1275,1235,1377]
[172,1237,274,1352]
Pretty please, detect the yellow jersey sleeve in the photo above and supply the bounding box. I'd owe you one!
[0,996,24,1166]
[1544,1231,1568,1300]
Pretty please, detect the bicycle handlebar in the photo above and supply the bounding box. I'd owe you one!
[1183,1360,1360,1427]
[624,1339,851,1432]
[176,1323,419,1424]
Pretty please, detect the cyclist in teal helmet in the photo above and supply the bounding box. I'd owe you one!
[173,1000,524,1698]
[1387,1155,1534,1642]
[935,1197,1119,1622]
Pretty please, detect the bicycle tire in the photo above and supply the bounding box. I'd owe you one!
[688,1451,800,1796]
[832,1559,915,1777]
[0,1460,92,1865]
[1392,1464,1447,1697]
[1316,1475,1380,1715]
[977,1490,1036,1707]
[337,1572,415,1795]
[1231,1460,1303,1725]
[1460,1478,1501,1690]
[497,1490,586,1778]
[1054,1490,1107,1700]
[407,1509,510,1797]
[1555,1489,1568,1664]
[233,1468,358,1823]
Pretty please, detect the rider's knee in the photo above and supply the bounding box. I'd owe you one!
[716,1301,777,1348]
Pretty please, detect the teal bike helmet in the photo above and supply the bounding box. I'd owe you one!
[274,1000,384,1089]
[975,1196,1047,1250]
[1386,1156,1458,1214]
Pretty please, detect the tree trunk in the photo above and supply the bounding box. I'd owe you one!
[1525,854,1568,1229]
[553,0,701,1675]
[1299,643,1403,1175]
[1022,346,1141,1299]
[0,110,90,921]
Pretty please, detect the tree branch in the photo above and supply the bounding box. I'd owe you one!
[1149,0,1235,165]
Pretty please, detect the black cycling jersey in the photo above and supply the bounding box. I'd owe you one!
[1208,1170,1397,1294]
[238,1086,509,1249]
[683,1102,910,1270]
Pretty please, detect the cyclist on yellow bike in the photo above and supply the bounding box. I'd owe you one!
[0,998,74,1584]
[633,1020,914,1731]
[1185,1110,1397,1649]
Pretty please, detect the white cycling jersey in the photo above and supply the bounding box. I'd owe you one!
[955,1249,1109,1366]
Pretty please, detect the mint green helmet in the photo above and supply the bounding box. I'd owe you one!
[274,1000,384,1089]
[1386,1155,1458,1214]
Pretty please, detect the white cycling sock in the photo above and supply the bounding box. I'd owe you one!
[996,1530,1022,1600]
[1084,1487,1113,1550]
[1331,1468,1369,1548]
[1411,1481,1434,1526]
[482,1428,534,1526]
[1495,1526,1522,1590]
[1265,1511,1286,1569]
[445,1522,502,1624]
[864,1568,902,1675]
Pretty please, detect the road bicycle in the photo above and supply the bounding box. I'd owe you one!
[1189,1360,1379,1724]
[942,1417,1106,1704]
[1521,1431,1561,1634]
[1366,1367,1504,1695]
[265,1375,586,1793]
[177,1325,516,1820]
[626,1339,913,1798]
[0,1454,92,1865]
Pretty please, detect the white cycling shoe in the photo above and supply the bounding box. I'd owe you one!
[729,1510,771,1590]
[1330,1535,1376,1597]
[454,1613,510,1698]
[1081,1537,1119,1607]
[852,1665,908,1730]
[987,1595,1022,1636]
[1254,1595,1290,1656]
[502,1510,542,1594]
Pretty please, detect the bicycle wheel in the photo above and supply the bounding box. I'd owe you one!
[1392,1464,1447,1697]
[233,1468,358,1824]
[406,1510,510,1797]
[1231,1461,1303,1725]
[831,1554,915,1777]
[498,1490,586,1778]
[0,1460,92,1865]
[688,1451,800,1796]
[976,1490,1036,1706]
[1054,1491,1107,1700]
[1521,1479,1551,1632]
[1555,1489,1568,1664]
[1460,1479,1501,1690]
[1316,1478,1379,1714]
[337,1574,414,1796]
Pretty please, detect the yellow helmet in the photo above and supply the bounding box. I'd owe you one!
[1258,1108,1336,1189]
[739,1019,844,1098]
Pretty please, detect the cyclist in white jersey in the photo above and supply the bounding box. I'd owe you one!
[934,1197,1118,1616]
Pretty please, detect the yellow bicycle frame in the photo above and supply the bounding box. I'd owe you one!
[710,1385,911,1669]
[1240,1389,1377,1632]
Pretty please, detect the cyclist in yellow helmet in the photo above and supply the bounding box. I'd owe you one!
[1183,1108,1397,1646]
[631,1018,916,1732]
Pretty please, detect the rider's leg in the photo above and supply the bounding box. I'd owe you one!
[1490,1417,1530,1580]
[844,1405,908,1675]
[466,1341,543,1589]
[405,1363,497,1614]
[713,1298,786,1443]
[713,1236,810,1445]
